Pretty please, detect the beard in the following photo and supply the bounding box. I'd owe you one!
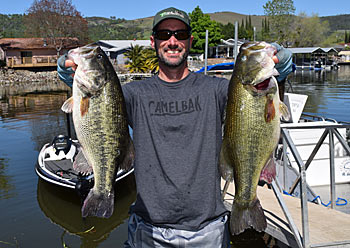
[156,43,189,68]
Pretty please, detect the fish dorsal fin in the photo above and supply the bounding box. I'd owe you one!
[61,97,74,113]
[80,97,90,117]
[73,148,93,175]
[279,101,291,122]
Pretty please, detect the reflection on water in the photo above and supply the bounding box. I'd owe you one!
[37,176,136,247]
[0,157,16,199]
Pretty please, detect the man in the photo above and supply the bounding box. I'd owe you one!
[57,7,293,247]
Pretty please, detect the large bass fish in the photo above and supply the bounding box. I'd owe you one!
[220,42,289,235]
[61,44,134,218]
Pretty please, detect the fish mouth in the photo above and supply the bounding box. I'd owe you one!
[250,76,277,94]
[254,77,272,90]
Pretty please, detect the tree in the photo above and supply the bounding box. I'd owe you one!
[292,12,329,47]
[345,31,350,44]
[219,22,235,40]
[124,45,158,73]
[260,17,271,41]
[24,0,89,55]
[263,0,296,46]
[142,48,159,73]
[189,6,223,54]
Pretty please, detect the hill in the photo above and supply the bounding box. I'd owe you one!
[209,11,265,31]
[0,12,349,41]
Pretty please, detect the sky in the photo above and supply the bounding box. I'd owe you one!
[1,0,350,19]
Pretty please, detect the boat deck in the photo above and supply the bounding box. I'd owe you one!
[222,180,350,247]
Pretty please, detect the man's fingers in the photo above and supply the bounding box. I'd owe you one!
[65,59,77,71]
[273,56,279,64]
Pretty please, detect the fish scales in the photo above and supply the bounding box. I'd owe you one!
[62,44,134,218]
[220,42,288,235]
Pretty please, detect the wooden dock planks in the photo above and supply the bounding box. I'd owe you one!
[222,180,350,247]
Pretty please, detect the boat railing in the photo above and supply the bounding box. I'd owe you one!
[278,122,350,248]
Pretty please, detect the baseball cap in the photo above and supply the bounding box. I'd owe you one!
[152,7,191,31]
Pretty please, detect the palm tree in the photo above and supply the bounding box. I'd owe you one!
[124,45,147,73]
[142,48,159,73]
[124,45,159,73]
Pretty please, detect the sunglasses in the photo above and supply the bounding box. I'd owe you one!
[153,29,191,40]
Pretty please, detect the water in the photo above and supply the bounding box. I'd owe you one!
[1,67,350,247]
[287,66,350,123]
[0,90,136,247]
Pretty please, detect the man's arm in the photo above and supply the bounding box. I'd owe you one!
[271,43,293,83]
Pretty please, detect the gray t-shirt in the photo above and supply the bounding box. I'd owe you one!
[122,72,229,231]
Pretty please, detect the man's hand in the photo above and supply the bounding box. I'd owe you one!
[57,55,77,87]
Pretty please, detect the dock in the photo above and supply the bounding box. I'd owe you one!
[222,180,350,248]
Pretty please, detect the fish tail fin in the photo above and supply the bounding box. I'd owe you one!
[219,138,234,182]
[230,198,267,235]
[81,189,114,218]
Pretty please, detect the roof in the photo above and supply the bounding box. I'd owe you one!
[338,51,350,55]
[288,47,324,54]
[219,38,245,46]
[288,47,338,54]
[322,47,338,53]
[0,37,81,50]
[97,40,151,53]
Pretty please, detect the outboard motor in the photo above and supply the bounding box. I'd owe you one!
[51,135,72,155]
[46,135,76,161]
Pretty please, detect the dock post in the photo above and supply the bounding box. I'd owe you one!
[204,30,208,75]
[282,129,310,248]
[328,128,336,209]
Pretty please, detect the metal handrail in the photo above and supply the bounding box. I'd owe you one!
[280,123,350,248]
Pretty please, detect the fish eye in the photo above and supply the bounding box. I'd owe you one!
[96,54,103,59]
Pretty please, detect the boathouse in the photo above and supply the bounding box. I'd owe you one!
[0,38,81,68]
[288,47,338,69]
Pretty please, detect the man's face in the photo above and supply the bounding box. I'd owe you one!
[151,19,193,68]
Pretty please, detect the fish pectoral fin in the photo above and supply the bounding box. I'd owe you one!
[61,97,74,113]
[219,138,234,182]
[264,98,276,123]
[120,136,135,170]
[73,149,93,175]
[279,101,291,122]
[259,154,276,184]
[80,97,90,117]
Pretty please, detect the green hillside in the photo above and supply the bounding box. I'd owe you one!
[0,12,349,41]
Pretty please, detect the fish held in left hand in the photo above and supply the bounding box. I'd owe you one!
[61,44,134,218]
[220,42,290,235]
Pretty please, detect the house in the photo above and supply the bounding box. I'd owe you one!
[0,37,81,68]
[209,38,245,59]
[96,40,151,65]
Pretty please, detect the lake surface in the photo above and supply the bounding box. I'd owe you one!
[1,66,350,247]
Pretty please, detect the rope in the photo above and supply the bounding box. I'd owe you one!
[282,191,349,207]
